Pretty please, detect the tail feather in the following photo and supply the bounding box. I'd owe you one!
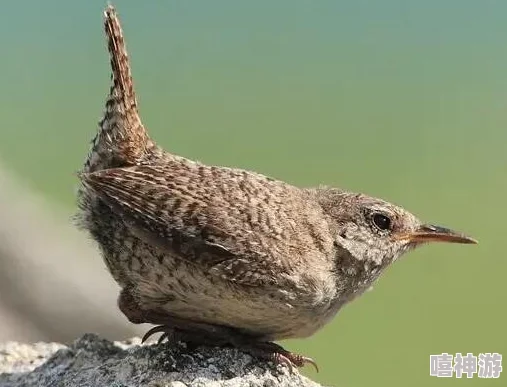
[104,4,137,111]
[83,4,149,173]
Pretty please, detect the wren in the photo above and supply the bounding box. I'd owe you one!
[77,5,477,371]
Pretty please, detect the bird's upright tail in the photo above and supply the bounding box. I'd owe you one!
[83,5,149,173]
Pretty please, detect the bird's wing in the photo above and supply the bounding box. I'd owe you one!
[80,161,325,287]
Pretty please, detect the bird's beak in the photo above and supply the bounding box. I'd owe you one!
[396,224,477,244]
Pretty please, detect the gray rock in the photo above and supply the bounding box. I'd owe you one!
[0,334,325,387]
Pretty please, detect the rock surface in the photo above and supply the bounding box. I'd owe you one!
[0,334,324,387]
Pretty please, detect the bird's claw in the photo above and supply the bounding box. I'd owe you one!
[141,325,173,343]
[242,341,319,373]
[281,353,318,373]
[271,351,319,373]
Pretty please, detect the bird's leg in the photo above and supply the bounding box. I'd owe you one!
[141,324,239,353]
[141,318,318,372]
[142,323,318,372]
[140,312,248,347]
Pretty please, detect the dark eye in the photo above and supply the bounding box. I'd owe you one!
[372,213,391,231]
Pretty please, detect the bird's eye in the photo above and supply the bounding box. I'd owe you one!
[372,213,391,231]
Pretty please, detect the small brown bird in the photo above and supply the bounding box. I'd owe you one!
[77,5,477,371]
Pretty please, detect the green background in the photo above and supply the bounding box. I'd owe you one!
[0,1,505,385]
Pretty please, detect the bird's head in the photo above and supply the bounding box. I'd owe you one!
[315,188,476,267]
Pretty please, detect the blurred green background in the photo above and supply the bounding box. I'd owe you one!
[0,0,505,386]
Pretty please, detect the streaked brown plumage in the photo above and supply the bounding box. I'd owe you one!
[77,5,476,370]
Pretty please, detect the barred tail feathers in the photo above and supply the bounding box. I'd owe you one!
[83,5,148,173]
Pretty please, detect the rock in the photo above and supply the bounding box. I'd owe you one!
[0,334,325,387]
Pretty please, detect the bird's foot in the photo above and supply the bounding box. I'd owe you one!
[142,324,231,350]
[142,324,318,373]
[241,341,319,373]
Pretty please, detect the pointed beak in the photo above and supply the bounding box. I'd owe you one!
[397,224,477,244]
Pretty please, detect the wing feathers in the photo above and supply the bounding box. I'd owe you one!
[80,164,282,286]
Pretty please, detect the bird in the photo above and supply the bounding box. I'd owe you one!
[76,5,477,371]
